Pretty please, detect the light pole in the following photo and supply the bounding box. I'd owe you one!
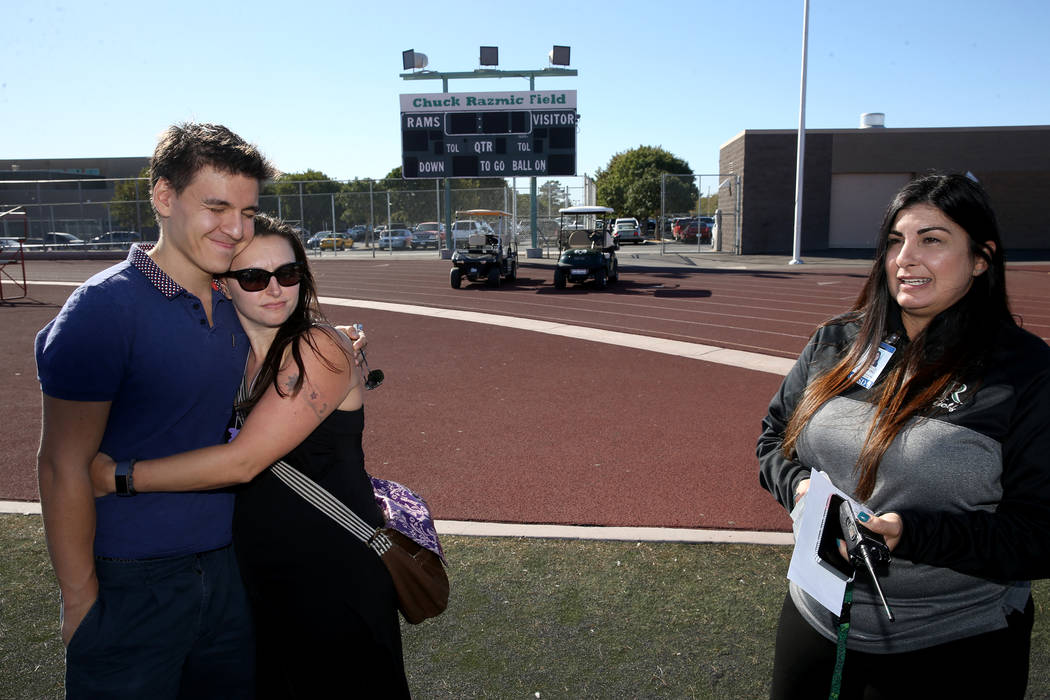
[790,0,810,265]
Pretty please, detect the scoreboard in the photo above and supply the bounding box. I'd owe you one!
[400,90,577,179]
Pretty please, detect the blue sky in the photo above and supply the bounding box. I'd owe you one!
[3,0,1047,187]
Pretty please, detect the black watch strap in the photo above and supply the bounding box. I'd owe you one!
[115,459,137,497]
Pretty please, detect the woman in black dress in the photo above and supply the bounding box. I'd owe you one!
[92,215,410,698]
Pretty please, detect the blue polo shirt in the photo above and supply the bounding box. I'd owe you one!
[35,246,248,559]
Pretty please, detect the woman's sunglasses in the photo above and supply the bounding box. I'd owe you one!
[224,262,304,292]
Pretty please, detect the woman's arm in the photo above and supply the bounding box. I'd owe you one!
[93,327,357,494]
[892,364,1050,580]
[757,332,824,511]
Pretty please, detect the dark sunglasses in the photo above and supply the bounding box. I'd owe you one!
[224,262,305,292]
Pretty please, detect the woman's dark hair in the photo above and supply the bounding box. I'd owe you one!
[782,172,1012,500]
[238,213,344,410]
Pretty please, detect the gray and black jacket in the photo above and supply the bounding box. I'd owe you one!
[757,318,1050,652]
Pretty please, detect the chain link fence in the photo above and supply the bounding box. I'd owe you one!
[1,172,740,255]
[0,175,596,252]
[658,173,741,254]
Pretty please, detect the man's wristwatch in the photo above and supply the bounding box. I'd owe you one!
[115,459,137,497]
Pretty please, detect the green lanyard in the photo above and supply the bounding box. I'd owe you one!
[828,580,854,700]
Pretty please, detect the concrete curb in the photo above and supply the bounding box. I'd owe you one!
[0,501,791,545]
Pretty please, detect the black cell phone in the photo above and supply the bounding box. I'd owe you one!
[838,499,890,570]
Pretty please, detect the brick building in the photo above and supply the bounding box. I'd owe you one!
[717,125,1050,255]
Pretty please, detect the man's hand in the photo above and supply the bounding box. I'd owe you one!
[61,588,98,646]
[38,395,110,650]
[334,325,367,367]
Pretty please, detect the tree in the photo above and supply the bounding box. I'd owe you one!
[513,180,572,222]
[110,167,156,231]
[700,194,718,215]
[594,146,698,220]
[373,167,512,224]
[336,179,380,229]
[261,170,345,232]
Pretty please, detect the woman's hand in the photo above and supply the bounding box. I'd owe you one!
[793,478,810,504]
[858,510,903,551]
[90,452,117,498]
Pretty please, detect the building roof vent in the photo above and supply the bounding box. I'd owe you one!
[860,112,886,129]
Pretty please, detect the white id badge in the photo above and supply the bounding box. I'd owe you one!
[851,342,896,389]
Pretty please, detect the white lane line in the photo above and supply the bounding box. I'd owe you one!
[0,502,791,543]
[319,297,795,376]
[25,283,795,375]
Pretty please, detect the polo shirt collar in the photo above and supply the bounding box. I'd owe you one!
[128,243,224,301]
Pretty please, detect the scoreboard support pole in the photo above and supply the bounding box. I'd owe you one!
[528,75,538,253]
[530,178,538,250]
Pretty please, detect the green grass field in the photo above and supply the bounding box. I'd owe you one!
[2,513,1048,698]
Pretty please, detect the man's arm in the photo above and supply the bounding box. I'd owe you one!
[37,394,111,645]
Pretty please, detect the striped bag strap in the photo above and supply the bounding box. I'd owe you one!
[269,459,393,557]
[233,368,392,555]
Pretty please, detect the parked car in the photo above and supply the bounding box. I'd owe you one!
[378,228,413,250]
[306,231,350,250]
[347,225,371,242]
[319,231,352,251]
[42,232,86,246]
[671,217,693,240]
[1,237,23,252]
[612,217,644,244]
[678,217,713,244]
[91,231,140,246]
[413,222,444,249]
[699,216,715,243]
[450,220,484,244]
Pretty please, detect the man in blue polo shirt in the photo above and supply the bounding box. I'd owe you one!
[36,122,276,698]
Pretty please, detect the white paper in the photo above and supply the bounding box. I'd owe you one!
[786,470,875,615]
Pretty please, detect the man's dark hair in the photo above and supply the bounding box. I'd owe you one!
[149,122,277,195]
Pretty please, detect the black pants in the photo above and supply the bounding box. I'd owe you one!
[770,592,1034,700]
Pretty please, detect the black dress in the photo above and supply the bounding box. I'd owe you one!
[233,405,410,699]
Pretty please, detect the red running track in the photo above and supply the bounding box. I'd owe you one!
[3,258,1048,533]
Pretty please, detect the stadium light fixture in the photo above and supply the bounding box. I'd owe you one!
[402,49,428,71]
[549,45,570,66]
[480,46,499,66]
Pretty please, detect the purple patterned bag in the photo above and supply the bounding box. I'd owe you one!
[371,477,445,562]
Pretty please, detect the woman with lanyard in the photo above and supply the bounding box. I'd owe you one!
[757,172,1050,699]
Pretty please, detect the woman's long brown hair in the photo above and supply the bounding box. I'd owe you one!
[781,173,1011,500]
[236,214,345,411]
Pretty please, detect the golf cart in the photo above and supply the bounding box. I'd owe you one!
[449,209,518,288]
[553,206,619,290]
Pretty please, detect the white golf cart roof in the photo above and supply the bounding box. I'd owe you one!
[559,206,614,216]
[455,209,512,218]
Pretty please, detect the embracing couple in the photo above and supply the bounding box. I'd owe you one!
[36,123,410,698]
